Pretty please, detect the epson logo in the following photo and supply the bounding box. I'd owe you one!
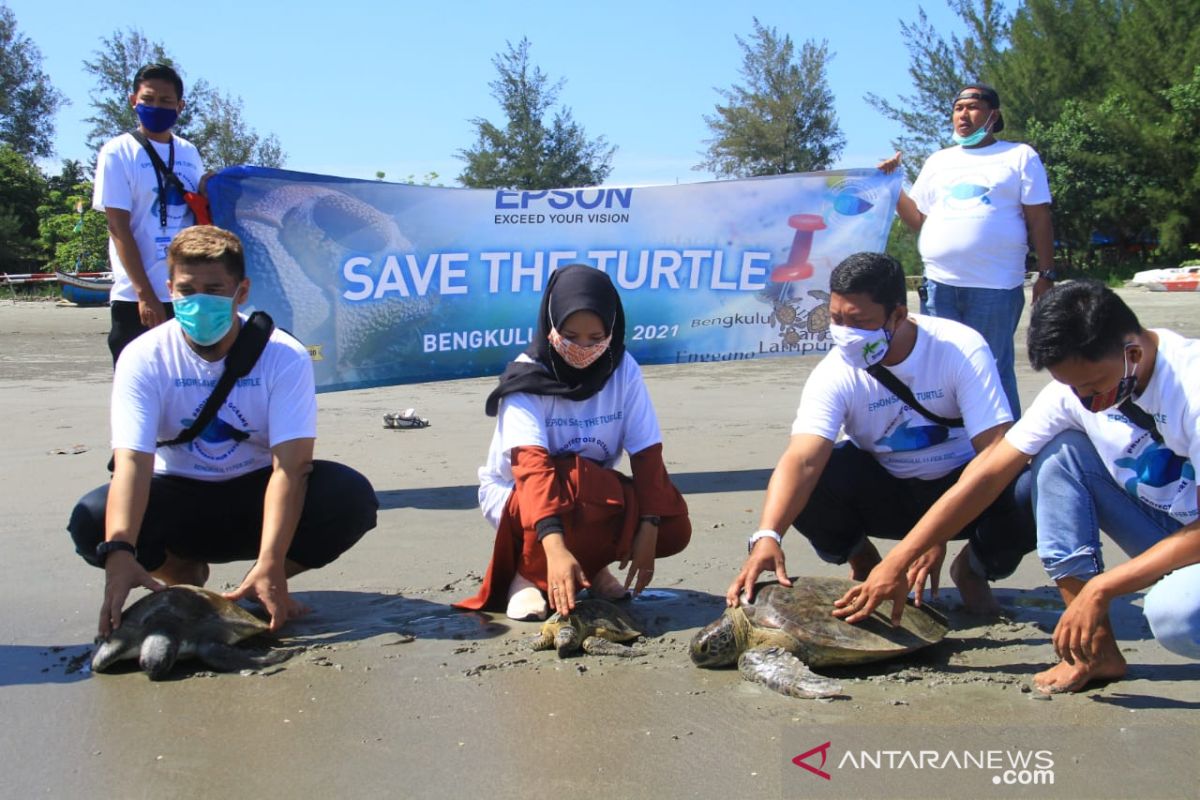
[494,188,633,211]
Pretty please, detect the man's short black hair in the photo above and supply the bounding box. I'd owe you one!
[132,63,184,98]
[1027,280,1143,370]
[829,252,907,312]
[955,82,1005,133]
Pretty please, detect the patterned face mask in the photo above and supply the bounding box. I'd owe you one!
[548,327,612,369]
[1077,344,1139,413]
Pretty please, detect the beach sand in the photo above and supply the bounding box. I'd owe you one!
[1,289,1197,798]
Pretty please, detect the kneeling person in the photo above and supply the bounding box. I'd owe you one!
[69,226,378,636]
[727,252,1035,609]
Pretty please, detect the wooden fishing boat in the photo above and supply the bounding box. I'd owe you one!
[55,271,113,305]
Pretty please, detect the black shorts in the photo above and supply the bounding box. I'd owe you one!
[68,460,378,570]
[109,300,174,366]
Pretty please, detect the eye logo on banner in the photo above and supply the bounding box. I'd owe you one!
[207,167,901,392]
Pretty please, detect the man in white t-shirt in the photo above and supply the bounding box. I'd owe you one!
[838,281,1200,694]
[93,63,205,364]
[68,227,377,639]
[880,83,1055,418]
[726,252,1035,613]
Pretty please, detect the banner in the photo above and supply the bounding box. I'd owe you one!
[207,167,901,392]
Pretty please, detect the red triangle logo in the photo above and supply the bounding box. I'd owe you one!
[792,741,832,780]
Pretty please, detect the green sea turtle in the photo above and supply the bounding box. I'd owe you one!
[531,599,643,658]
[91,585,292,680]
[690,578,948,698]
[805,290,832,339]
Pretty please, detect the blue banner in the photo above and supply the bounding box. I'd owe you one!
[207,167,900,392]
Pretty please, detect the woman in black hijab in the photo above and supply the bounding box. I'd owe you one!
[459,265,691,621]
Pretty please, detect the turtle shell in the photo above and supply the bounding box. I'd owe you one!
[118,586,270,643]
[541,599,641,643]
[742,578,947,669]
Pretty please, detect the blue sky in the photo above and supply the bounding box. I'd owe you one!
[9,0,978,185]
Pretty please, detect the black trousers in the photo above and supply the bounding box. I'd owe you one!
[68,460,378,571]
[109,300,174,365]
[793,441,1035,580]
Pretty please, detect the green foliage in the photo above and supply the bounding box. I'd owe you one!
[458,39,614,189]
[885,217,922,276]
[699,19,844,178]
[0,3,66,159]
[0,143,46,270]
[37,168,108,273]
[866,0,1007,178]
[83,28,285,168]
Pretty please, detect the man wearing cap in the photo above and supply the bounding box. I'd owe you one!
[879,83,1055,418]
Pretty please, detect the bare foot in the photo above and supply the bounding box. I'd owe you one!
[590,566,630,600]
[152,555,209,587]
[1033,649,1127,695]
[949,547,1001,615]
[848,540,882,581]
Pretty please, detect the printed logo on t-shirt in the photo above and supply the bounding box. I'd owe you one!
[943,181,992,209]
[874,418,950,452]
[1112,440,1196,517]
[181,401,255,466]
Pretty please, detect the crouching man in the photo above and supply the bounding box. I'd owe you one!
[68,226,378,635]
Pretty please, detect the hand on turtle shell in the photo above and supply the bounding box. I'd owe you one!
[726,538,792,607]
[224,562,310,632]
[99,551,165,636]
[905,542,946,607]
[621,520,659,596]
[832,561,909,626]
[543,535,589,615]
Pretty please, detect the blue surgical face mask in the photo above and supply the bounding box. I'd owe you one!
[135,103,178,134]
[829,321,893,370]
[173,292,235,346]
[952,111,995,147]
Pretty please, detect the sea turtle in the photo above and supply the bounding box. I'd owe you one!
[690,578,948,698]
[805,290,832,340]
[91,585,291,680]
[531,599,643,658]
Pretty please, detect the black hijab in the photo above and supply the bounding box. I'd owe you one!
[485,264,627,416]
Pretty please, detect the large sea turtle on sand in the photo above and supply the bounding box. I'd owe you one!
[690,578,948,698]
[531,599,643,658]
[92,585,291,680]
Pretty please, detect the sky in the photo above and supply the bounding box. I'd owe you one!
[7,0,979,186]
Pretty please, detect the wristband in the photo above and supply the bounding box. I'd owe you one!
[95,539,137,566]
[747,529,782,553]
[639,515,661,526]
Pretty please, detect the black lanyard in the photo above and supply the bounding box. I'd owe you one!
[130,131,176,229]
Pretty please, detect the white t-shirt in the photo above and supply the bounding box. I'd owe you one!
[792,315,1012,480]
[478,352,663,528]
[111,314,317,480]
[93,132,204,303]
[1006,329,1200,524]
[911,141,1051,290]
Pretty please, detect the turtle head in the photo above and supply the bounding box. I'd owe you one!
[139,631,180,680]
[554,619,581,658]
[91,631,136,674]
[689,608,748,668]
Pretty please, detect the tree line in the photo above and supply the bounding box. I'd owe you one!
[2,1,1197,277]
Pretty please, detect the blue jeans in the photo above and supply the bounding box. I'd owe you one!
[1031,429,1200,658]
[923,280,1024,418]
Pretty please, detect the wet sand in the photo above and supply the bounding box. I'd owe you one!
[1,289,1197,798]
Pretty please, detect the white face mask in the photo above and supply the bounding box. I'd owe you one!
[829,322,892,369]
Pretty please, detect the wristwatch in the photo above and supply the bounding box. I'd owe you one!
[1038,269,1059,282]
[747,529,782,553]
[95,540,137,566]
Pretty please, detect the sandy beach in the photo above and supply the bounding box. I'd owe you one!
[1,288,1197,799]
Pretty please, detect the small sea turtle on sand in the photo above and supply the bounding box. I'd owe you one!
[92,585,291,680]
[531,599,643,658]
[690,578,948,698]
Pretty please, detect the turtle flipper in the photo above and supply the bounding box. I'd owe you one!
[738,647,842,699]
[530,630,555,652]
[580,636,642,657]
[195,641,294,673]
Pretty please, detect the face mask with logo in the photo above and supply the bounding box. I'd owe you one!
[174,293,235,346]
[135,103,178,134]
[829,322,892,370]
[548,327,611,369]
[952,111,994,146]
[1077,345,1139,413]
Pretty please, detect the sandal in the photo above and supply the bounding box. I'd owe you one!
[383,409,430,429]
